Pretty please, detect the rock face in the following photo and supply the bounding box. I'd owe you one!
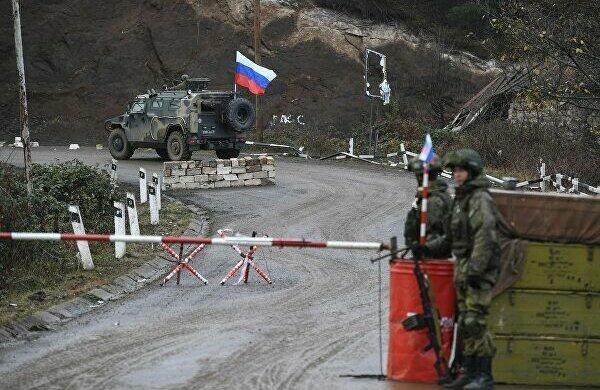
[0,0,493,145]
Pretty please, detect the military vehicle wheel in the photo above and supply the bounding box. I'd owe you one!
[226,97,255,132]
[166,130,192,161]
[108,128,134,160]
[156,148,169,160]
[215,148,240,159]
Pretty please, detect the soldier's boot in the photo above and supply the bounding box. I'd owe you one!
[463,357,494,390]
[442,356,476,389]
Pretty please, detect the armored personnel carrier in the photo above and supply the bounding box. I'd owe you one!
[105,77,255,161]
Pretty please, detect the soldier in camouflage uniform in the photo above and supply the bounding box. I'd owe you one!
[404,155,452,259]
[428,149,500,390]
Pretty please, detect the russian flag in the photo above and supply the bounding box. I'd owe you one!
[418,133,435,163]
[235,51,277,95]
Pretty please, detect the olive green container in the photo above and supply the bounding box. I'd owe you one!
[512,242,599,292]
[490,289,600,338]
[494,335,600,386]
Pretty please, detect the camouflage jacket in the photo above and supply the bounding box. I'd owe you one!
[429,175,501,285]
[404,180,452,258]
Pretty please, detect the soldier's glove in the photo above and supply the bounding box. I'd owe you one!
[410,244,429,260]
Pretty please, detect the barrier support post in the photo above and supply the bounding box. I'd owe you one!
[126,192,140,236]
[114,202,126,258]
[68,205,94,270]
[139,168,147,203]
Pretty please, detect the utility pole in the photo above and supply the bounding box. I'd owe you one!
[253,0,262,141]
[12,0,33,196]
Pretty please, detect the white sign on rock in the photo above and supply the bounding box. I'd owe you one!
[126,192,140,236]
[68,205,94,269]
[139,168,147,203]
[114,202,126,259]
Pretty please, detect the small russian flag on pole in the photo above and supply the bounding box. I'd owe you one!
[418,133,435,163]
[235,51,277,95]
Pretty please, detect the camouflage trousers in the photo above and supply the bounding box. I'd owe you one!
[455,281,496,357]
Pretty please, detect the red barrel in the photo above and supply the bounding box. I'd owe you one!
[387,259,456,383]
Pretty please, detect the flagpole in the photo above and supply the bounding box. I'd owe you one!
[253,0,262,141]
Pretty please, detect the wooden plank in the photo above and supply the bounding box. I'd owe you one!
[494,336,600,386]
[490,289,600,338]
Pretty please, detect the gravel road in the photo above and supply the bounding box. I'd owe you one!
[0,147,420,389]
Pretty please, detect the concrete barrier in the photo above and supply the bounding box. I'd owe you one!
[163,156,276,190]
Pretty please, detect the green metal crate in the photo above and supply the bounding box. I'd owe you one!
[512,242,599,292]
[490,289,600,338]
[494,335,600,386]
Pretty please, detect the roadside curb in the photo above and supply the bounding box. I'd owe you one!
[0,202,210,346]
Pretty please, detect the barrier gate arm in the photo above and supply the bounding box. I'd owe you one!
[0,232,388,251]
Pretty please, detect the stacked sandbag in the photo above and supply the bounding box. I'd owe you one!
[162,156,275,190]
[489,189,600,387]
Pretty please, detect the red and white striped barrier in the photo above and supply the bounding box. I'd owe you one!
[0,232,387,250]
[217,229,272,285]
[160,242,208,286]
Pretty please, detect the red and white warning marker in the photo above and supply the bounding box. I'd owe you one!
[217,229,272,285]
[0,232,386,250]
[160,242,208,286]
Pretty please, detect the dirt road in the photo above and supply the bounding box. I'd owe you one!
[0,147,418,389]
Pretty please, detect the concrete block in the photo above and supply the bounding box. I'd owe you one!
[238,173,253,180]
[259,156,268,164]
[223,174,239,181]
[246,165,262,173]
[268,170,276,178]
[230,180,244,187]
[215,159,232,167]
[266,156,275,165]
[180,176,195,183]
[171,169,186,176]
[171,182,187,189]
[180,161,189,169]
[230,158,239,167]
[238,158,247,166]
[199,183,215,189]
[215,181,231,188]
[261,165,275,171]
[202,167,217,174]
[208,174,224,181]
[187,168,203,176]
[194,174,209,182]
[253,171,269,179]
[245,179,261,186]
[186,182,201,189]
[217,166,232,175]
[163,176,179,185]
[163,168,172,177]
[202,160,217,167]
[260,178,275,186]
[164,161,180,169]
[231,167,246,174]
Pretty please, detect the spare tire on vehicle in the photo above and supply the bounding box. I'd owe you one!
[226,97,255,132]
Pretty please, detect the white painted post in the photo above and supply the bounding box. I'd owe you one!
[126,192,140,236]
[114,202,126,258]
[572,178,579,194]
[68,205,94,270]
[152,173,161,210]
[539,161,546,192]
[555,173,563,192]
[139,168,147,203]
[110,159,118,183]
[148,184,159,225]
[400,143,408,169]
[349,138,354,155]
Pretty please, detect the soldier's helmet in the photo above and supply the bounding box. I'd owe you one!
[444,148,484,175]
[408,154,442,178]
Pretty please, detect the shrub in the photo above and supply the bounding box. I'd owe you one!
[0,161,124,289]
